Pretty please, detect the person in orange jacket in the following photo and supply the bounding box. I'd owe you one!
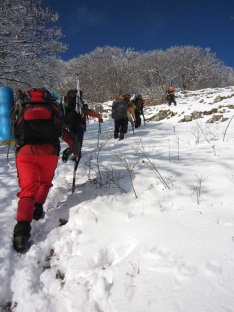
[166,86,177,106]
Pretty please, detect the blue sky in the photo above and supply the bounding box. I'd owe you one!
[46,0,234,67]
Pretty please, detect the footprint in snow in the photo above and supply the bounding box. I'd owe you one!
[144,246,198,279]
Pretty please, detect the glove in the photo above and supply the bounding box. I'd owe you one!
[73,149,81,158]
[72,154,81,161]
[99,118,103,123]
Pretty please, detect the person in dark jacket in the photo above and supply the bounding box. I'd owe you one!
[132,94,144,128]
[111,94,129,140]
[61,91,103,162]
[166,86,177,106]
[12,88,81,252]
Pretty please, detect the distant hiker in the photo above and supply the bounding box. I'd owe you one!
[132,94,144,128]
[62,89,103,162]
[166,86,177,106]
[12,88,81,252]
[111,94,129,140]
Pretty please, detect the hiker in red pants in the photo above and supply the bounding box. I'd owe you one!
[12,88,81,252]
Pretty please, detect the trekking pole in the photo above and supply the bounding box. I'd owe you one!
[75,73,83,115]
[142,111,146,126]
[97,121,101,147]
[6,105,17,168]
[6,121,13,169]
[71,155,81,194]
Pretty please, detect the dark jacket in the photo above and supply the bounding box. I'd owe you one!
[63,106,103,132]
[166,90,175,100]
[111,99,128,120]
[16,126,81,157]
[62,107,83,132]
[133,95,143,112]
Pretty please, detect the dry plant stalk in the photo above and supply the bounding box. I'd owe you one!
[223,115,234,142]
[191,174,208,204]
[113,153,139,198]
[133,140,170,189]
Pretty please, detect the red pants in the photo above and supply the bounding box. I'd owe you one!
[16,154,58,222]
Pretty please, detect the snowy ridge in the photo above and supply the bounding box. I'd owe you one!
[1,86,234,311]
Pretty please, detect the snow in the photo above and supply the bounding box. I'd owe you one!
[1,86,234,311]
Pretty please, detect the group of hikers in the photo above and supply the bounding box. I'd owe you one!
[111,93,145,140]
[10,85,175,252]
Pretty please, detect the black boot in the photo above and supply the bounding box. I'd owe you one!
[62,148,72,163]
[119,132,124,140]
[13,221,31,253]
[33,203,44,221]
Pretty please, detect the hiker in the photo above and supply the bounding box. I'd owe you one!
[111,94,129,140]
[12,88,81,252]
[166,86,177,106]
[62,89,103,162]
[124,94,136,128]
[132,94,144,128]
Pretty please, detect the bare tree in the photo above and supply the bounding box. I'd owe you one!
[0,0,67,88]
[59,46,140,102]
[164,46,230,90]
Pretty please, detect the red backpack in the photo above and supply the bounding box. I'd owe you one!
[13,88,63,148]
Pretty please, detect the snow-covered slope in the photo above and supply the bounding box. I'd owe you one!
[1,86,234,312]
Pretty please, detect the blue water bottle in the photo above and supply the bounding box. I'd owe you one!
[0,86,14,142]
